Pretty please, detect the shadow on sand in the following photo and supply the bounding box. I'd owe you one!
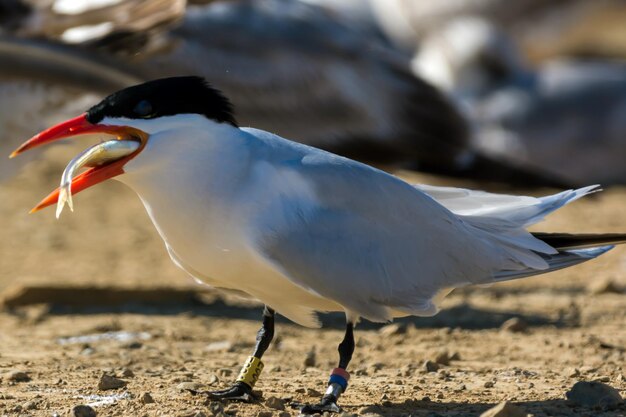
[0,285,569,331]
[314,398,624,417]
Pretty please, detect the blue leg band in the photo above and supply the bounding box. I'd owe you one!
[328,374,348,391]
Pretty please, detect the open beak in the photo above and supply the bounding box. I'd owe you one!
[10,113,148,213]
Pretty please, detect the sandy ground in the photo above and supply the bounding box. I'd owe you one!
[0,146,625,416]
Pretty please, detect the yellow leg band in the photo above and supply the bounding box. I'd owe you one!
[235,356,264,388]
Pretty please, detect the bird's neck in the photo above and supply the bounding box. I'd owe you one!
[118,120,253,254]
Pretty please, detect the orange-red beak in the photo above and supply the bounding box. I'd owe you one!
[10,113,148,213]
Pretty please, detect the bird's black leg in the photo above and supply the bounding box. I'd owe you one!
[204,306,275,402]
[300,322,355,414]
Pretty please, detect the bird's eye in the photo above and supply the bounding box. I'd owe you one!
[134,100,153,118]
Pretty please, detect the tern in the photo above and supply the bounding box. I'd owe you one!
[11,76,626,414]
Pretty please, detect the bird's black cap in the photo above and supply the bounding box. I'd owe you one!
[87,76,237,127]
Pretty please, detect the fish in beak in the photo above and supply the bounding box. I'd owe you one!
[9,113,148,214]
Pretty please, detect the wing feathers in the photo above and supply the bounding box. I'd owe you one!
[245,135,608,322]
[418,184,600,226]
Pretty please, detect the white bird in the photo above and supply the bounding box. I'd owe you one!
[11,77,626,414]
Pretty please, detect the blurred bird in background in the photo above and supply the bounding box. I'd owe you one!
[311,0,626,185]
[1,0,586,187]
[366,0,626,59]
[411,17,626,186]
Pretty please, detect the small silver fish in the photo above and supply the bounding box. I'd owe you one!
[56,140,140,218]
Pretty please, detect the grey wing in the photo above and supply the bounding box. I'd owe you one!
[414,184,539,216]
[247,157,514,322]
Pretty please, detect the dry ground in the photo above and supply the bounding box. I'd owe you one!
[0,146,625,416]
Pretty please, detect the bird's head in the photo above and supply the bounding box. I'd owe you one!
[10,76,237,213]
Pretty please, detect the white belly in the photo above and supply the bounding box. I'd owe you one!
[142,193,341,327]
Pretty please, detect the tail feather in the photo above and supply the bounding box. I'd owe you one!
[532,232,626,250]
[494,231,626,282]
[494,245,614,282]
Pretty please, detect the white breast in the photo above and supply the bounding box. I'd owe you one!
[117,117,340,326]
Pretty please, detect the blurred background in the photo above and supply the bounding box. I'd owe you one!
[0,1,625,415]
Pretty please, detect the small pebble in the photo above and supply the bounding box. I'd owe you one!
[125,341,143,349]
[423,360,439,372]
[303,349,316,367]
[80,347,95,356]
[98,374,126,390]
[265,396,286,410]
[256,411,273,417]
[479,401,526,417]
[121,368,135,378]
[566,381,623,410]
[579,366,596,374]
[140,392,155,404]
[22,400,37,410]
[484,380,495,388]
[72,404,97,417]
[434,351,450,365]
[206,401,224,415]
[177,382,204,392]
[6,370,30,382]
[500,317,528,333]
[399,365,413,377]
[205,341,233,352]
